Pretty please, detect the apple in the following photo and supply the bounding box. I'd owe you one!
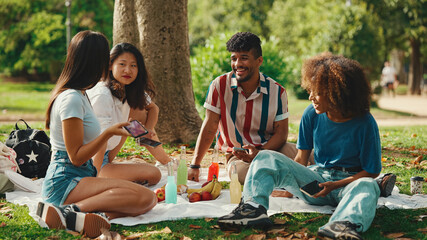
[201,191,213,201]
[189,192,202,202]
[154,188,165,202]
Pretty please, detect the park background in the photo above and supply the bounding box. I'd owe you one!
[1,0,427,143]
[0,0,426,239]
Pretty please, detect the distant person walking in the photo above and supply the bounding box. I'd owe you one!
[381,61,398,97]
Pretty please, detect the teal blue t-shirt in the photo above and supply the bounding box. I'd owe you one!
[297,104,382,174]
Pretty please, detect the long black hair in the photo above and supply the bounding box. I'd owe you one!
[45,30,110,129]
[106,42,155,109]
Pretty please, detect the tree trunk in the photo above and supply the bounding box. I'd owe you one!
[113,0,202,143]
[390,49,406,84]
[408,38,422,95]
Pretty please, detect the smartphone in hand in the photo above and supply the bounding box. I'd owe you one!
[233,147,249,153]
[123,120,148,138]
[137,137,162,147]
[300,180,323,197]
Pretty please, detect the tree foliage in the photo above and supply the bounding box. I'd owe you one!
[188,0,274,48]
[267,0,385,82]
[0,0,113,81]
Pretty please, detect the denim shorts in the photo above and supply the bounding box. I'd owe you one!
[41,150,97,206]
[101,150,110,169]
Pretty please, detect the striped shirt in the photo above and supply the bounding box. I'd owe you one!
[204,71,289,153]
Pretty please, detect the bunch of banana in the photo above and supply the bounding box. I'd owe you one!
[187,176,222,199]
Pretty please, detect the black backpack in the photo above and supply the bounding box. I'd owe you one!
[5,119,51,179]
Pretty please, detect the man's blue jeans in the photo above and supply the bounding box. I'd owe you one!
[243,150,380,232]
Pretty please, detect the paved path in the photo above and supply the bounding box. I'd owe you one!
[374,95,427,126]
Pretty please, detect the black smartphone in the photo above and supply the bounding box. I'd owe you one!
[233,147,249,153]
[123,120,148,138]
[137,137,162,147]
[300,180,323,197]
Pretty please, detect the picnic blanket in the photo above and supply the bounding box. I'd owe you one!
[5,168,427,226]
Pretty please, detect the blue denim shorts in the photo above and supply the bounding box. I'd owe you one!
[41,150,97,206]
[101,150,110,169]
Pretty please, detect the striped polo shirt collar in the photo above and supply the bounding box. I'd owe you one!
[229,72,268,95]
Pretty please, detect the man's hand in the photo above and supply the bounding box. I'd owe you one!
[232,145,259,163]
[188,168,200,182]
[313,181,338,198]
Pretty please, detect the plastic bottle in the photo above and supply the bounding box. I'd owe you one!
[207,144,219,182]
[165,161,177,204]
[177,146,187,185]
[229,161,242,204]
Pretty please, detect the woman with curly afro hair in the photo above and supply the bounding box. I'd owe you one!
[218,53,383,240]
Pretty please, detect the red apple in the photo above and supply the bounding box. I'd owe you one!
[201,181,211,187]
[189,192,202,202]
[154,188,165,202]
[201,191,213,201]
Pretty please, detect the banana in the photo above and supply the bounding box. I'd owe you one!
[187,180,215,194]
[210,179,222,200]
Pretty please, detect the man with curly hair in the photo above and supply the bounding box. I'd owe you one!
[218,53,383,240]
[188,32,299,184]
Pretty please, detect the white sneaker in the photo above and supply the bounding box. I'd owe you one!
[36,202,110,238]
[36,202,66,230]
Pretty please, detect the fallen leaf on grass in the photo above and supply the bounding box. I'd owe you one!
[180,236,192,240]
[417,227,427,233]
[47,236,61,240]
[210,225,221,229]
[273,218,288,225]
[410,155,423,165]
[189,224,202,229]
[267,227,288,235]
[0,222,6,227]
[204,217,214,222]
[124,227,172,239]
[384,232,405,238]
[302,215,325,224]
[0,206,13,214]
[244,234,266,240]
[97,230,122,240]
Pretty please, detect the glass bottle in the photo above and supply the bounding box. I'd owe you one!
[208,144,219,182]
[177,146,187,185]
[165,161,177,204]
[229,161,242,204]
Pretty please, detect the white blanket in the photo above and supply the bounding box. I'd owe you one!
[5,168,427,226]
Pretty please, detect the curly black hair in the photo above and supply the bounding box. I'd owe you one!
[226,32,262,58]
[301,52,371,118]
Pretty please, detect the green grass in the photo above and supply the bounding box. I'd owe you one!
[0,80,426,239]
[0,80,54,117]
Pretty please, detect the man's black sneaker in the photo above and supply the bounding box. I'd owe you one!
[37,202,110,238]
[217,202,272,227]
[376,173,396,197]
[318,221,363,240]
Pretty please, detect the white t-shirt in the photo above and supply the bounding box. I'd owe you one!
[50,89,101,151]
[382,66,396,83]
[86,81,152,151]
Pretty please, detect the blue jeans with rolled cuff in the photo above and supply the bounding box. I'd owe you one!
[242,150,380,232]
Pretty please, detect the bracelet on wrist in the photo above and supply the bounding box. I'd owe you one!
[190,164,201,169]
